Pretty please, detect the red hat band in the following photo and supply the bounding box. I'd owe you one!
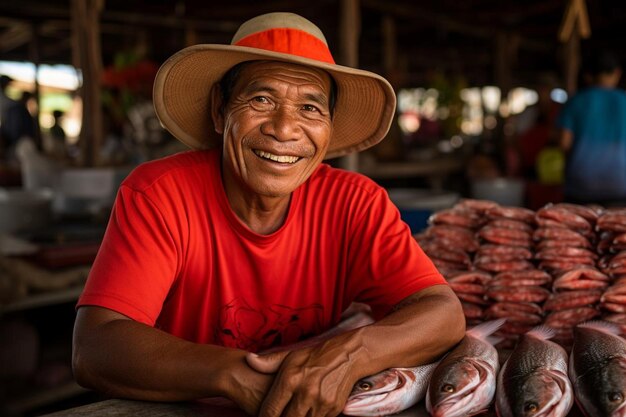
[233,28,336,65]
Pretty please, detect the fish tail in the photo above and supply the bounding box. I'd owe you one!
[577,320,621,335]
[526,324,556,341]
[467,318,506,340]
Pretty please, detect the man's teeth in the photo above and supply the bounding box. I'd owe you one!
[254,150,300,163]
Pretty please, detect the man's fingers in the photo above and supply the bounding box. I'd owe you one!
[282,396,313,417]
[259,382,294,417]
[246,351,289,374]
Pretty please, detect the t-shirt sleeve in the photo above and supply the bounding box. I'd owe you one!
[77,184,180,326]
[346,188,446,318]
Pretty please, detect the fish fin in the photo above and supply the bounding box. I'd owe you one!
[526,324,556,341]
[577,320,621,335]
[467,318,506,340]
[485,335,504,346]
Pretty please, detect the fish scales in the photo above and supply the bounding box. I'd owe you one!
[497,326,573,417]
[569,321,626,417]
[426,319,504,417]
[553,203,600,223]
[536,206,592,232]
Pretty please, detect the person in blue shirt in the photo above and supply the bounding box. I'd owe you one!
[558,49,626,204]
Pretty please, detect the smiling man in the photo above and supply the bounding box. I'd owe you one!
[72,12,464,417]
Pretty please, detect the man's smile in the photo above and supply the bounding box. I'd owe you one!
[253,149,302,164]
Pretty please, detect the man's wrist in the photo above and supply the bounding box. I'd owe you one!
[343,326,375,378]
[202,347,245,399]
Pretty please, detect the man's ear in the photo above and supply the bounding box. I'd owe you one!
[209,83,224,135]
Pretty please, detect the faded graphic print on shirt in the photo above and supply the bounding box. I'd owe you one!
[215,298,325,352]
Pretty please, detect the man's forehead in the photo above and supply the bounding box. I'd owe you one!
[236,61,332,92]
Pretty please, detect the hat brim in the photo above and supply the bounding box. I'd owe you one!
[153,44,396,159]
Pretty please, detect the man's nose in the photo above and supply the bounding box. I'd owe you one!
[260,107,302,141]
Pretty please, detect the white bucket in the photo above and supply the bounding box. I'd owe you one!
[470,178,525,207]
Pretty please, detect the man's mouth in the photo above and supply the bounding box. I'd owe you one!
[253,149,301,164]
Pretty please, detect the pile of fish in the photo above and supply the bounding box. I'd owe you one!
[415,200,626,348]
[344,320,626,417]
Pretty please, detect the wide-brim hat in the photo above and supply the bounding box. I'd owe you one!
[153,12,396,159]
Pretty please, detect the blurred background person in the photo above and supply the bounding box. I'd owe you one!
[45,109,67,160]
[557,48,626,205]
[514,74,562,180]
[0,75,36,162]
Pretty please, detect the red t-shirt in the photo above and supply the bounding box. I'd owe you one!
[78,149,445,352]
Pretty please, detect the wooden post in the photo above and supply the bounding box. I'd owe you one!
[564,30,581,95]
[71,0,104,166]
[558,0,591,95]
[382,15,396,74]
[492,31,517,170]
[374,14,404,162]
[28,22,42,149]
[338,0,360,172]
[494,32,512,97]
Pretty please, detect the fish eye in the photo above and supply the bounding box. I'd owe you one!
[608,392,624,403]
[523,402,538,413]
[358,382,372,391]
[442,384,455,393]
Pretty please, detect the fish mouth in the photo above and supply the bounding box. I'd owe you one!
[343,371,408,413]
[253,149,302,164]
[612,400,626,417]
[533,370,573,417]
[430,358,495,417]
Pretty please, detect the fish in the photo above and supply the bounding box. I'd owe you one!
[265,308,438,416]
[425,318,505,417]
[569,321,626,417]
[496,325,573,417]
[343,362,439,416]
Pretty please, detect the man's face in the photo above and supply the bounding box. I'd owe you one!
[219,61,333,198]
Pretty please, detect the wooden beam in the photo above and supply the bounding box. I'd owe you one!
[494,32,513,95]
[29,22,42,147]
[41,37,71,60]
[338,0,360,172]
[101,10,239,32]
[558,0,591,42]
[0,22,32,53]
[381,15,396,74]
[0,4,240,33]
[563,30,580,95]
[71,0,104,166]
[363,0,551,53]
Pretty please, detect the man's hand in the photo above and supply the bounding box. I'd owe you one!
[246,285,464,417]
[225,355,276,416]
[246,334,365,417]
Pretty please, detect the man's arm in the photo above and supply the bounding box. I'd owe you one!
[560,128,574,153]
[247,284,465,417]
[72,306,273,415]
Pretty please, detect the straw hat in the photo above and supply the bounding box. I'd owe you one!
[153,12,396,159]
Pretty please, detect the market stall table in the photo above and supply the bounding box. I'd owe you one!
[43,397,587,416]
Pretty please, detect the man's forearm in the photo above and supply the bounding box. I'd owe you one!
[72,307,269,407]
[560,129,573,152]
[351,285,465,377]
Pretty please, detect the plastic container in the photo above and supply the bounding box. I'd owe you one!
[387,188,459,233]
[0,188,54,234]
[53,166,133,215]
[470,178,525,207]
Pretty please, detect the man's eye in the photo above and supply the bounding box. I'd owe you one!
[302,104,319,112]
[252,96,269,104]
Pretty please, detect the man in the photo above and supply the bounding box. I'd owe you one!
[558,48,626,204]
[72,12,464,417]
[0,75,36,160]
